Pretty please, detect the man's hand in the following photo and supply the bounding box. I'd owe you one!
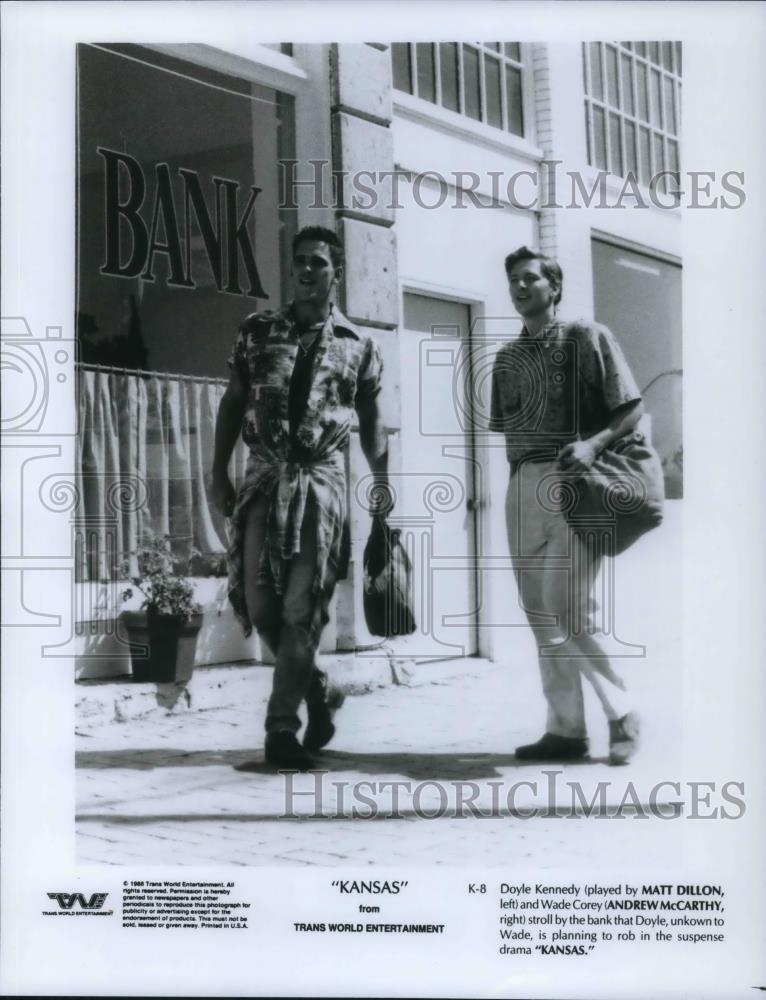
[211,471,236,518]
[369,480,395,518]
[557,439,599,476]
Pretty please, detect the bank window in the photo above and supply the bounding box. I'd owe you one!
[583,42,681,201]
[76,43,296,580]
[391,42,525,137]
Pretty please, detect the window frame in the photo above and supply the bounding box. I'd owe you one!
[392,41,531,141]
[583,41,681,200]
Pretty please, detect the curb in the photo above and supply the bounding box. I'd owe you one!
[75,651,490,730]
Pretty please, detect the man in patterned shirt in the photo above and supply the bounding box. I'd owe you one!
[212,226,390,770]
[490,246,644,765]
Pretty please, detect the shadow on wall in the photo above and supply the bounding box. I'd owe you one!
[643,369,682,500]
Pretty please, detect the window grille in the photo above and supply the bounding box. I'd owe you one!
[583,41,681,200]
[392,42,525,138]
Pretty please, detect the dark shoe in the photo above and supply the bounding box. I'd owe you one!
[608,711,640,765]
[265,730,316,771]
[304,671,345,752]
[515,732,589,762]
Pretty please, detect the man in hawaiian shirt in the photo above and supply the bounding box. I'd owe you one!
[490,246,644,765]
[212,226,390,770]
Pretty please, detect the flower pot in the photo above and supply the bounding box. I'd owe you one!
[122,610,204,684]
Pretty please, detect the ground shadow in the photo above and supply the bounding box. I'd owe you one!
[76,747,610,778]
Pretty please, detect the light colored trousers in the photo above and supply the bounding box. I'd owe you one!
[507,460,629,738]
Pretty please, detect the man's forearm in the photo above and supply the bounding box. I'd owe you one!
[358,398,388,470]
[213,393,245,477]
[585,399,643,455]
[361,424,389,484]
[358,401,391,511]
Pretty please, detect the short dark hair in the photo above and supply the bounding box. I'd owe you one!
[504,246,563,306]
[292,225,344,269]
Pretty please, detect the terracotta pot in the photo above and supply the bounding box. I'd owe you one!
[121,610,204,683]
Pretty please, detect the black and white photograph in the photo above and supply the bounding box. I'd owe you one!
[2,2,764,997]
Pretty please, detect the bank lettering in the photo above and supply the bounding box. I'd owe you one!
[98,147,268,299]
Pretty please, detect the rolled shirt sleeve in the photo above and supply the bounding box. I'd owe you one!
[586,323,642,414]
[355,335,384,408]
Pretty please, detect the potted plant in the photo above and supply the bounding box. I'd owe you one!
[120,537,204,684]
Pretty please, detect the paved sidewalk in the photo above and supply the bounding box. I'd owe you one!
[77,644,684,868]
[76,507,683,867]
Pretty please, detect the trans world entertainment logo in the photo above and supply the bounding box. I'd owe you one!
[44,892,113,916]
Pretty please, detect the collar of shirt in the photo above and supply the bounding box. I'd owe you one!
[520,317,560,342]
[285,302,361,341]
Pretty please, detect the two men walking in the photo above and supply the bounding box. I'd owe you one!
[213,229,645,769]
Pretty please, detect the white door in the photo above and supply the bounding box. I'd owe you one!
[397,292,479,661]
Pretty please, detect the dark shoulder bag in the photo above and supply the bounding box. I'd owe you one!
[567,422,665,555]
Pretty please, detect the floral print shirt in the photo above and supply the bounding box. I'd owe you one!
[226,303,383,636]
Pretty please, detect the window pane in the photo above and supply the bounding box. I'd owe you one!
[484,55,502,127]
[667,138,679,173]
[606,44,619,107]
[653,133,665,188]
[663,76,677,134]
[636,61,648,121]
[504,42,521,62]
[485,42,501,52]
[589,42,603,99]
[675,42,682,75]
[620,52,634,115]
[609,112,623,176]
[392,43,413,93]
[593,105,607,169]
[649,42,660,65]
[661,42,674,70]
[585,102,593,165]
[462,46,481,120]
[650,68,662,127]
[505,65,524,135]
[639,126,651,185]
[667,138,680,199]
[77,43,296,375]
[625,120,638,179]
[621,41,633,51]
[416,43,436,102]
[439,42,459,111]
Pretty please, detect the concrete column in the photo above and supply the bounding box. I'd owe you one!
[531,43,558,261]
[329,43,402,650]
[531,42,597,319]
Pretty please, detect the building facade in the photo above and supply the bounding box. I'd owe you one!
[75,40,682,678]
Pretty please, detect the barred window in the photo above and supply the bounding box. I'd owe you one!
[392,42,525,137]
[583,42,681,199]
